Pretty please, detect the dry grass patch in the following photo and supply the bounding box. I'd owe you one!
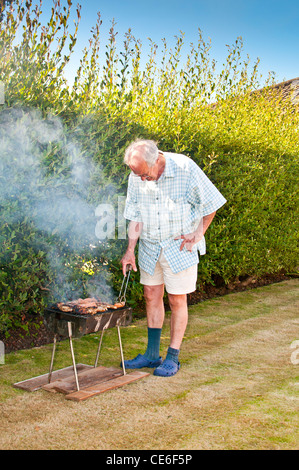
[0,279,298,450]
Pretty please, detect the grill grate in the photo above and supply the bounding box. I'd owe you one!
[43,305,132,338]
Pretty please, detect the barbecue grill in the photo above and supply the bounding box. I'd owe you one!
[43,268,133,392]
[43,304,132,338]
[13,267,149,400]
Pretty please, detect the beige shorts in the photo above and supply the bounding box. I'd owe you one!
[139,250,198,295]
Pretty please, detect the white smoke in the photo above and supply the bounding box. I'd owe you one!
[0,107,117,302]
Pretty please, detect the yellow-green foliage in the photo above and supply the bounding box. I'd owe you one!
[0,0,298,333]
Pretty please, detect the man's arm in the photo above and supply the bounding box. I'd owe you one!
[176,211,216,252]
[121,221,143,275]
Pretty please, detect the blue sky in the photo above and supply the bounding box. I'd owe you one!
[45,0,299,86]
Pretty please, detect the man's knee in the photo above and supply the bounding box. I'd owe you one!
[167,293,187,309]
[144,285,164,303]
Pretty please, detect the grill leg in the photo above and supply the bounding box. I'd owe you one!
[94,328,105,368]
[117,325,126,376]
[48,333,57,383]
[68,322,80,391]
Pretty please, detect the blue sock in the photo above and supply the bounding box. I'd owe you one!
[143,327,162,360]
[166,346,180,364]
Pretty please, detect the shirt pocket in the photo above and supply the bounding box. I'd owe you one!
[167,197,192,235]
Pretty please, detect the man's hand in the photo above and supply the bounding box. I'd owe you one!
[121,249,137,276]
[175,212,216,252]
[175,231,203,252]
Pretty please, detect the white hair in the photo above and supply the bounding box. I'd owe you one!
[124,139,159,168]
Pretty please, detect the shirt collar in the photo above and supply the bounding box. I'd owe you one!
[161,153,175,178]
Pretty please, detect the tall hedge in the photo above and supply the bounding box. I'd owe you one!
[0,0,298,334]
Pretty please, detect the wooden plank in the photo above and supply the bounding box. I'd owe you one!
[50,366,123,394]
[42,366,108,392]
[65,371,150,401]
[13,364,92,392]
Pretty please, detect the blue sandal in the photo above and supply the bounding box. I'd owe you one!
[123,354,163,369]
[153,359,181,377]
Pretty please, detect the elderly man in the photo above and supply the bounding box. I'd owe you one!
[121,139,226,376]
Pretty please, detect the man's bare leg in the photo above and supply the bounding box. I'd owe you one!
[143,284,165,328]
[123,284,164,368]
[153,293,187,376]
[167,293,188,349]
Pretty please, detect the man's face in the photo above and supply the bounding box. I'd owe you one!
[129,150,158,181]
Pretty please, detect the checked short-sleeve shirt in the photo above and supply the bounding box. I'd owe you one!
[124,152,226,275]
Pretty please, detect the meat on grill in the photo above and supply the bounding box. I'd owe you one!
[55,297,125,315]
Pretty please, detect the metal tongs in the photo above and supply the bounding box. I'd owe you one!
[118,264,132,304]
